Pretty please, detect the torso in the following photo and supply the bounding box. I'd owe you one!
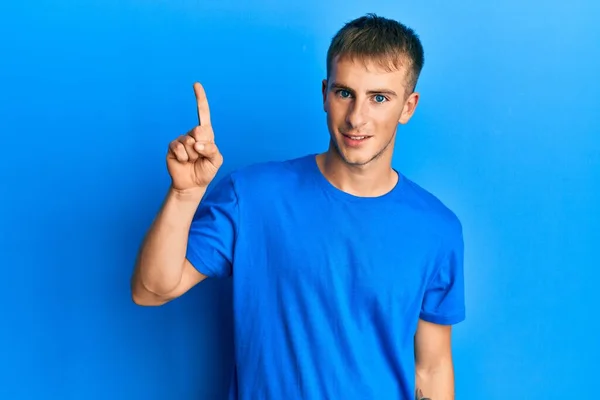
[223,154,458,399]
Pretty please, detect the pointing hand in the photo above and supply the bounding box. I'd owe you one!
[167,82,223,193]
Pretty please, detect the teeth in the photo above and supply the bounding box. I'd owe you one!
[349,136,366,140]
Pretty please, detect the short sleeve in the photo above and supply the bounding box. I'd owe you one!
[419,222,466,325]
[185,173,239,278]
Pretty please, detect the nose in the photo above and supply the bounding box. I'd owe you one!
[345,98,367,129]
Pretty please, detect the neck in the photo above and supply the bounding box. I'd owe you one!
[316,149,398,198]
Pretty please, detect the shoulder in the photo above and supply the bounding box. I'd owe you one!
[205,154,313,203]
[226,154,314,191]
[398,174,463,241]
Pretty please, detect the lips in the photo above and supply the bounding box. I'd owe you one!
[342,133,372,140]
[343,134,368,140]
[341,133,372,147]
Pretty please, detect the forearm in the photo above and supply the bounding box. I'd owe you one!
[415,358,455,400]
[133,187,205,296]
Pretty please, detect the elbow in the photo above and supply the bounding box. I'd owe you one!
[130,272,170,307]
[131,284,170,306]
[130,281,153,306]
[131,290,166,307]
[415,356,454,383]
[416,355,452,370]
[130,258,185,306]
[131,291,148,306]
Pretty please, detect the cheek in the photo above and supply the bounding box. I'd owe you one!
[327,101,346,121]
[371,108,401,132]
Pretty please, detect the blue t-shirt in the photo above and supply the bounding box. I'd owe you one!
[186,154,465,399]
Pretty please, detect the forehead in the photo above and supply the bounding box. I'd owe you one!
[330,55,410,91]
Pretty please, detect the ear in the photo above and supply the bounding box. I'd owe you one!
[398,91,420,125]
[322,79,329,112]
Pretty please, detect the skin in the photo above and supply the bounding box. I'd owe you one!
[317,55,419,198]
[130,83,212,306]
[414,319,456,399]
[131,57,456,399]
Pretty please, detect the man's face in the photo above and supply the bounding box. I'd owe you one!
[322,56,419,167]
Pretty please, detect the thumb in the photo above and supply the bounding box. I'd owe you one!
[194,142,221,163]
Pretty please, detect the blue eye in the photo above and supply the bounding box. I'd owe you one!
[374,95,386,103]
[339,90,351,98]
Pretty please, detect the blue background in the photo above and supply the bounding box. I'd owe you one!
[1,1,599,399]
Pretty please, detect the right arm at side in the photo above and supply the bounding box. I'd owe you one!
[130,187,208,306]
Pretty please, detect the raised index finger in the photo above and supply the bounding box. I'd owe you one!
[193,82,211,126]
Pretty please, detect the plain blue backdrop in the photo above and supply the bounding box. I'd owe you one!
[1,0,599,398]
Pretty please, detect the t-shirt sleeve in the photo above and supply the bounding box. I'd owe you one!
[185,173,239,278]
[419,220,466,325]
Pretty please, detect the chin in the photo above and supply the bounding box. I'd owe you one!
[332,136,393,168]
[341,153,377,167]
[332,140,375,166]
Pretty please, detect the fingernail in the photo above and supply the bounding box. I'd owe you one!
[195,143,205,151]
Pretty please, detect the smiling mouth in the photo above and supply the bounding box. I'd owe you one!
[342,133,371,141]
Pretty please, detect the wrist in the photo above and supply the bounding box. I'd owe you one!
[168,185,207,203]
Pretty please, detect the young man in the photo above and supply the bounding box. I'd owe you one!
[131,13,465,400]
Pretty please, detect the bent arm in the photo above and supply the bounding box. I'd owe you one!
[414,319,455,399]
[131,187,208,306]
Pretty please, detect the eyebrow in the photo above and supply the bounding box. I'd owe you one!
[329,82,398,97]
